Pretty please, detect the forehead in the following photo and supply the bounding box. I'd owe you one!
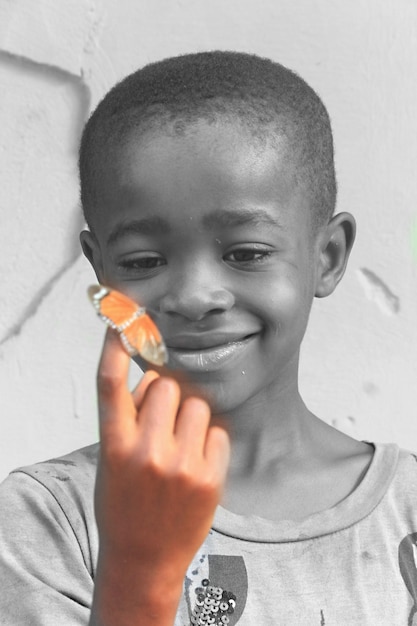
[94,119,312,239]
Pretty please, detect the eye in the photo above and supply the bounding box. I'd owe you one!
[224,246,273,265]
[117,254,166,273]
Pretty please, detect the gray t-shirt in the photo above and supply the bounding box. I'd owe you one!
[0,442,416,625]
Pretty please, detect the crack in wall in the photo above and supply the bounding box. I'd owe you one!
[0,47,83,82]
[0,253,83,347]
[0,49,91,345]
[0,0,106,77]
[0,50,91,152]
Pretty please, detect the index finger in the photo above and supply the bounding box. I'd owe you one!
[97,328,135,429]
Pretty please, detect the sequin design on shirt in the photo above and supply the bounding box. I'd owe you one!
[187,554,248,625]
[190,578,236,625]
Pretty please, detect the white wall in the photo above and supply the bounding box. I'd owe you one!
[1,0,416,480]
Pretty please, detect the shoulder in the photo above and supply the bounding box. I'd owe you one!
[0,443,100,573]
[394,444,417,484]
[0,443,99,531]
[8,442,100,488]
[0,446,98,620]
[393,444,417,475]
[375,442,417,510]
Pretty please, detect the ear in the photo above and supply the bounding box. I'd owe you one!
[79,230,104,283]
[315,212,356,298]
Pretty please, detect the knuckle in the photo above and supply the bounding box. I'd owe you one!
[174,461,218,496]
[182,396,210,414]
[141,450,167,477]
[152,376,179,393]
[97,370,123,396]
[178,398,211,431]
[198,473,219,496]
[100,433,132,466]
[140,377,180,410]
[174,462,194,486]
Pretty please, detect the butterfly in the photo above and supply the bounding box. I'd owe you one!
[88,285,168,366]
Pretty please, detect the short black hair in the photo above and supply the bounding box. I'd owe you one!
[79,51,336,233]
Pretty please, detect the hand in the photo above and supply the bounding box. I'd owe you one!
[91,329,230,624]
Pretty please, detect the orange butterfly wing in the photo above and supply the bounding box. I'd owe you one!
[122,315,167,366]
[98,290,138,327]
[88,285,168,366]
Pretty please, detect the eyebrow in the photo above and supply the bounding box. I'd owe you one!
[107,216,170,246]
[106,208,284,246]
[203,208,284,230]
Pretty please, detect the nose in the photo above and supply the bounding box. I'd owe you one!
[159,266,235,321]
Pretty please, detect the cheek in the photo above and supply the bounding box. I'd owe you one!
[260,277,309,331]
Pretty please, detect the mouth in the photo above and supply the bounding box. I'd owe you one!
[166,332,258,372]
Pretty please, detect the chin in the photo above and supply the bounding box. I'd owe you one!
[182,377,251,417]
[133,356,248,415]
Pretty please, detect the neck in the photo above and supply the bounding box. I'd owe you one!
[214,377,315,479]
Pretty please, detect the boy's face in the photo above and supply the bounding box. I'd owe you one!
[83,120,322,415]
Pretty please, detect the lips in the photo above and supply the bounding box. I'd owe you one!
[165,332,258,372]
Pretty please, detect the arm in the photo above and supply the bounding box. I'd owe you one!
[89,329,230,626]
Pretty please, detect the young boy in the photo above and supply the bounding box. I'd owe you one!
[1,51,416,625]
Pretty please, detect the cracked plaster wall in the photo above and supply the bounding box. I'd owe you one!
[0,0,416,479]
